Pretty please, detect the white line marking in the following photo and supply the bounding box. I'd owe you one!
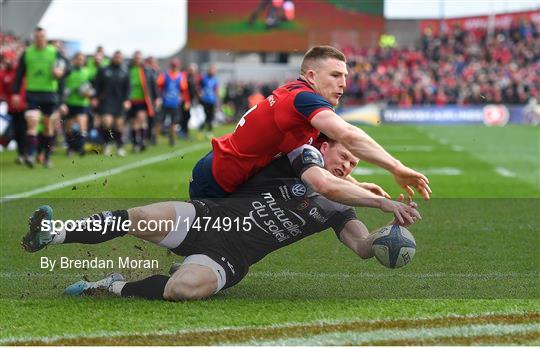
[252,323,540,346]
[451,145,464,152]
[385,145,434,152]
[354,167,462,176]
[247,270,536,279]
[0,143,209,203]
[2,271,536,280]
[495,167,517,178]
[0,312,532,344]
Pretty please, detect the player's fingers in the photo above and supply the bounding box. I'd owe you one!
[416,172,430,184]
[405,185,414,198]
[394,210,405,224]
[397,193,405,202]
[410,207,422,220]
[401,209,414,225]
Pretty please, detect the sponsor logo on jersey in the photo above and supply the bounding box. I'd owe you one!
[291,183,306,197]
[249,192,306,242]
[301,148,323,166]
[279,185,291,200]
[309,207,328,223]
[296,200,309,211]
[267,95,276,106]
[221,257,235,275]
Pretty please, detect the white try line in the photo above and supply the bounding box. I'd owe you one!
[354,167,462,176]
[252,323,540,346]
[384,145,434,152]
[0,143,209,204]
[0,312,532,345]
[248,270,537,279]
[495,167,517,178]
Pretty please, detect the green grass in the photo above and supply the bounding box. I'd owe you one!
[0,124,538,344]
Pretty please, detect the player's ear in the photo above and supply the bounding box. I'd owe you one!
[319,141,329,154]
[305,69,317,85]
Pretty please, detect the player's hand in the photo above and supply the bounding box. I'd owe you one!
[11,94,21,109]
[91,98,99,108]
[392,164,432,200]
[358,182,390,198]
[183,102,191,111]
[155,98,162,108]
[59,104,68,116]
[52,67,65,79]
[123,100,131,110]
[379,196,421,226]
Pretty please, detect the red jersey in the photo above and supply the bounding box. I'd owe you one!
[212,79,333,192]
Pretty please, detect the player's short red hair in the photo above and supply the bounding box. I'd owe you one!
[301,46,346,75]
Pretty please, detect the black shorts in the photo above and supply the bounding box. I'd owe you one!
[169,222,249,291]
[127,101,148,119]
[26,100,57,115]
[98,102,124,117]
[66,105,89,119]
[158,106,180,123]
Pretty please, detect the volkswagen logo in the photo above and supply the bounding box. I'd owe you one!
[291,183,306,197]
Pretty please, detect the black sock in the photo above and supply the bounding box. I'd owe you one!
[131,129,138,146]
[26,134,38,156]
[114,129,123,148]
[43,136,53,160]
[121,274,169,300]
[63,210,129,244]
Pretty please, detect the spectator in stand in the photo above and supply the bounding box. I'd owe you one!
[156,58,190,146]
[345,22,539,107]
[128,51,157,152]
[0,50,27,163]
[94,50,130,157]
[199,64,219,135]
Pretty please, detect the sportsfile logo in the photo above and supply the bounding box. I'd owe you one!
[41,216,130,235]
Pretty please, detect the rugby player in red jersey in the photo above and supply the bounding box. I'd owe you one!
[190,46,432,201]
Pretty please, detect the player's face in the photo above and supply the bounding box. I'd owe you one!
[320,142,358,178]
[73,54,85,67]
[112,52,123,65]
[310,58,348,106]
[34,30,47,48]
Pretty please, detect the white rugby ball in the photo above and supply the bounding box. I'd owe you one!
[372,225,416,268]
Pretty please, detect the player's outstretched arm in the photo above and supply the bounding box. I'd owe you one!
[311,110,432,200]
[344,174,391,198]
[338,219,373,259]
[302,166,420,225]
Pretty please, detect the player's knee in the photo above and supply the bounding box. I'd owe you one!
[164,271,212,300]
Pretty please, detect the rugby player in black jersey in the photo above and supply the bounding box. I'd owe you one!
[22,140,420,300]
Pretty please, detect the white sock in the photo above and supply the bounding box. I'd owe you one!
[109,281,127,296]
[50,228,66,244]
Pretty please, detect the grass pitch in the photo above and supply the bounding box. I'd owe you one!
[0,124,539,345]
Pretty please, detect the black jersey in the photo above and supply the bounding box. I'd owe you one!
[190,145,358,267]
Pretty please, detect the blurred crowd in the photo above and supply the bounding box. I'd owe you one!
[0,29,220,168]
[1,20,539,167]
[343,20,540,106]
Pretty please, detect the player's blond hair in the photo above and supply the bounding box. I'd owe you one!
[300,46,346,75]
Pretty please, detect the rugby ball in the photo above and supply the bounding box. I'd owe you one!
[372,225,416,268]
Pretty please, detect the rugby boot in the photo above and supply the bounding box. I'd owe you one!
[64,273,125,296]
[21,205,54,252]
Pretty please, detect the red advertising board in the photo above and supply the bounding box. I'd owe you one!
[419,9,540,35]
